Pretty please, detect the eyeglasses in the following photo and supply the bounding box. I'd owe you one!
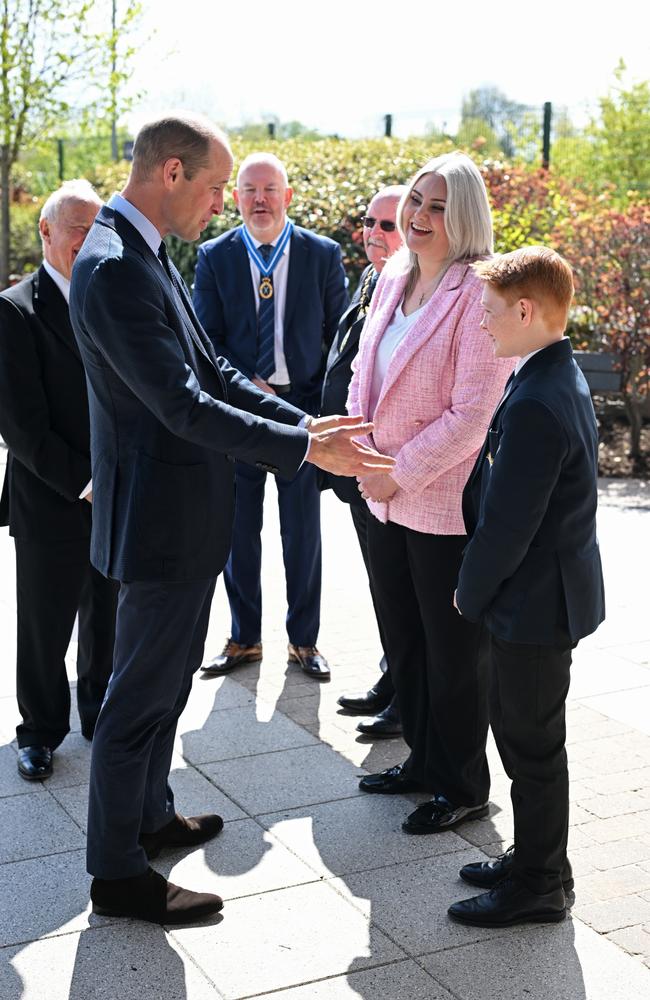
[362,216,397,232]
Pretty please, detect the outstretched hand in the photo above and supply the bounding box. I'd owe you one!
[306,416,395,478]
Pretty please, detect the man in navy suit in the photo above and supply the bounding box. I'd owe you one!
[449,247,605,928]
[70,114,392,925]
[0,180,119,782]
[194,154,347,681]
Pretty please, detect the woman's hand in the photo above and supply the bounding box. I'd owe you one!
[357,472,398,502]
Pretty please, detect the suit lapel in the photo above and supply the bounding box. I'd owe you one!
[33,267,81,362]
[229,228,257,335]
[108,209,227,396]
[284,228,308,334]
[374,263,469,411]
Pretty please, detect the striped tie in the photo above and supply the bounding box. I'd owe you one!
[256,244,275,380]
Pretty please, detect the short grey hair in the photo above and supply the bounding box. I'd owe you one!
[397,152,493,275]
[132,112,230,181]
[236,152,289,187]
[39,179,101,224]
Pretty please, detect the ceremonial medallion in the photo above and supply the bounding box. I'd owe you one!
[259,276,273,299]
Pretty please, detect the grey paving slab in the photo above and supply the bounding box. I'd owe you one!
[569,649,650,699]
[0,792,84,863]
[0,743,47,798]
[170,880,405,1000]
[584,687,650,737]
[157,818,318,901]
[0,695,18,743]
[332,849,513,957]
[2,922,221,1000]
[261,959,453,999]
[259,795,469,878]
[201,744,364,815]
[421,918,650,999]
[51,763,249,834]
[45,732,93,789]
[0,850,91,948]
[181,702,317,765]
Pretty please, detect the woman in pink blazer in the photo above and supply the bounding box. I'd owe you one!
[348,152,514,833]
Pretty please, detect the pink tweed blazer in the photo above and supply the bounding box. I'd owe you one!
[347,259,514,534]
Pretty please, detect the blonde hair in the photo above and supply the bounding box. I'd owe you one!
[397,151,493,292]
[132,113,229,181]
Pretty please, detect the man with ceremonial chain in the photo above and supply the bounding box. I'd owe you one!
[195,153,347,680]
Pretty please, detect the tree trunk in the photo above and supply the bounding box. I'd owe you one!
[0,145,10,290]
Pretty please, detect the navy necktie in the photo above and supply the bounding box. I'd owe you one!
[256,243,275,380]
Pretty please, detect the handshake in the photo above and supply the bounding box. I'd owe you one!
[306,414,395,478]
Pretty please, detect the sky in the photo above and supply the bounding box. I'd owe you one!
[125,0,650,138]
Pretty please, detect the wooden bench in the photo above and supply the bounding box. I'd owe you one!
[574,351,623,393]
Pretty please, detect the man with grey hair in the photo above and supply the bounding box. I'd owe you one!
[0,179,119,782]
[195,152,347,681]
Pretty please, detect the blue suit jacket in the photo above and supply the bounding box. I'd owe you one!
[69,206,309,583]
[457,338,605,645]
[193,225,347,410]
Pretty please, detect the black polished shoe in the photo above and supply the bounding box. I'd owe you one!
[201,638,262,676]
[356,701,402,738]
[288,644,330,680]
[448,876,566,927]
[402,793,488,834]
[17,745,53,781]
[460,845,574,892]
[140,812,224,860]
[91,867,223,925]
[338,684,391,715]
[359,763,425,794]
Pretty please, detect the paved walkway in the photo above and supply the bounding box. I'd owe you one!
[1,443,649,999]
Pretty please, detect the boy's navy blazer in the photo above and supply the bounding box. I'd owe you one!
[458,338,605,645]
[69,206,308,584]
[193,224,347,406]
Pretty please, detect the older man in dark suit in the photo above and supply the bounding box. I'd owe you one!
[321,186,406,737]
[194,154,347,680]
[449,247,605,928]
[70,113,393,925]
[0,180,119,782]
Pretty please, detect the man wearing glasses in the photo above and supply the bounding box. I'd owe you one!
[321,185,406,737]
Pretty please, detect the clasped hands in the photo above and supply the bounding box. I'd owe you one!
[306,414,395,479]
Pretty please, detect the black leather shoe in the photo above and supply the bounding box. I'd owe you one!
[338,684,391,715]
[91,867,223,925]
[448,876,566,927]
[201,638,262,676]
[356,701,402,738]
[359,763,425,794]
[17,746,53,781]
[460,845,574,892]
[402,793,489,834]
[288,644,330,679]
[139,812,224,860]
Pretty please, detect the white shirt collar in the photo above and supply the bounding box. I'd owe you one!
[249,219,291,251]
[42,259,70,304]
[107,193,162,256]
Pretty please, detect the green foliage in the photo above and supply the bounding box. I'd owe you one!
[8,200,43,276]
[552,63,650,199]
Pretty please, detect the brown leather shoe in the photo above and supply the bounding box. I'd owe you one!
[287,644,330,680]
[91,867,223,925]
[201,638,262,676]
[140,812,224,860]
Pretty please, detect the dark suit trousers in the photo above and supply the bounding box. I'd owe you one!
[14,537,118,749]
[86,577,215,879]
[225,458,321,647]
[349,503,392,697]
[367,518,489,805]
[488,632,572,894]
